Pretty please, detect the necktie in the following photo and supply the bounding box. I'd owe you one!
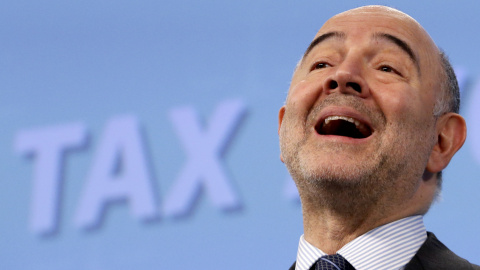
[309,254,355,270]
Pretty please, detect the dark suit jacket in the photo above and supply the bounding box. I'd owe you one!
[289,232,480,270]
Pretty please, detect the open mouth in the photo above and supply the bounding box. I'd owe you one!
[315,115,373,139]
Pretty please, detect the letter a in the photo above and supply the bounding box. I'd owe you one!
[75,115,157,229]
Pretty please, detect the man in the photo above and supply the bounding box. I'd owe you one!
[278,5,479,270]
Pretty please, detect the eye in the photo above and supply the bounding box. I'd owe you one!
[380,66,393,72]
[311,62,331,71]
[379,65,402,76]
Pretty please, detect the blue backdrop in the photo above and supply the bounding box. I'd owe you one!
[1,1,479,269]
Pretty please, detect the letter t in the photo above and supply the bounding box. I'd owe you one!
[15,123,87,235]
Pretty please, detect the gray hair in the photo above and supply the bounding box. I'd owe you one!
[435,51,460,184]
[434,51,460,116]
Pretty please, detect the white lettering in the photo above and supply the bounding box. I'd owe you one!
[74,115,157,229]
[15,123,87,234]
[162,100,246,216]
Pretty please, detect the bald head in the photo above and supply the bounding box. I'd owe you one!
[278,5,467,252]
[279,5,466,221]
[323,5,438,52]
[296,5,457,117]
[296,6,443,107]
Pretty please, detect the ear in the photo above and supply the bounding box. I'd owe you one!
[426,113,467,173]
[278,106,286,134]
[278,106,286,163]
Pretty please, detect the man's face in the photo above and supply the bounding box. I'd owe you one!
[279,7,442,202]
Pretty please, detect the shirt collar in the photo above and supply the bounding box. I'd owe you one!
[295,215,427,270]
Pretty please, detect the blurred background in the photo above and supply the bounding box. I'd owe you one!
[1,0,479,269]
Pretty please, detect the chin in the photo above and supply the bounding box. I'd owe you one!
[291,153,391,193]
[292,163,372,189]
[303,154,376,176]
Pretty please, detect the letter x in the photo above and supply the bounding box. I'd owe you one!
[163,100,246,216]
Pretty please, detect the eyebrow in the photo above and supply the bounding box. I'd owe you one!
[373,32,419,72]
[300,31,420,74]
[302,31,345,60]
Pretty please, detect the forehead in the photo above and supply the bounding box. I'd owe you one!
[321,11,421,47]
[300,7,441,88]
[312,8,438,65]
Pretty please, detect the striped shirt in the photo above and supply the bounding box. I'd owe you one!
[294,215,427,270]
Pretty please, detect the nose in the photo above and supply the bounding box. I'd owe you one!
[324,61,370,98]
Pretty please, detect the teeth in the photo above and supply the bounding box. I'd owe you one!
[325,115,356,125]
[324,115,368,131]
[320,115,372,138]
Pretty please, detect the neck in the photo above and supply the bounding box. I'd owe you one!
[301,204,396,254]
[299,174,436,254]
